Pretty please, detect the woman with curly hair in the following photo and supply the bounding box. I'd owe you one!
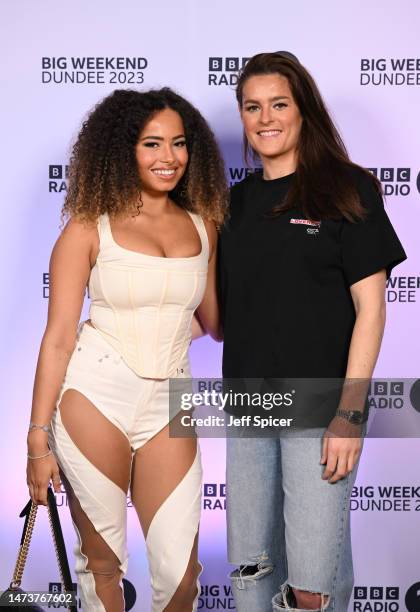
[26,87,227,612]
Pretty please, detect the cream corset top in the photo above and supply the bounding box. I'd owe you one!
[88,211,209,379]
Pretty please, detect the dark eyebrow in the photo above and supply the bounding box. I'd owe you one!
[139,134,186,142]
[243,96,290,104]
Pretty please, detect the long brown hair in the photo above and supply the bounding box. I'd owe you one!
[236,52,381,221]
[62,88,228,226]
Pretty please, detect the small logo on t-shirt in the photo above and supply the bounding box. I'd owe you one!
[306,227,319,236]
[290,218,321,236]
[290,218,321,227]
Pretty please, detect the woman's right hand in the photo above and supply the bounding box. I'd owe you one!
[26,439,62,505]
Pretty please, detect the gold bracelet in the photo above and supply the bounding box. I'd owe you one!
[27,449,52,460]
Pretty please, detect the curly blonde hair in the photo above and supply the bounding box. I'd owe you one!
[62,88,228,226]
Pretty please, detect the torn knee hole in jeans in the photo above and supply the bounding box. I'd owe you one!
[275,583,331,610]
[230,552,274,589]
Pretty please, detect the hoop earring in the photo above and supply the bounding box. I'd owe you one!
[132,191,144,217]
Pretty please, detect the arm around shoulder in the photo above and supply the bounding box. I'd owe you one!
[195,219,223,342]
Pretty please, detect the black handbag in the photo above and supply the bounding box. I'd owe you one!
[0,487,77,611]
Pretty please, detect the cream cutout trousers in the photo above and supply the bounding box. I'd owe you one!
[49,323,203,611]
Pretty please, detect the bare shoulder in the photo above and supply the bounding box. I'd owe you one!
[60,216,98,240]
[203,218,218,258]
[53,216,99,263]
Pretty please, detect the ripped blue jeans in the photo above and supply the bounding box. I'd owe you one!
[226,428,362,611]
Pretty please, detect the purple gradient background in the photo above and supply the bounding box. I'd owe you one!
[1,1,419,609]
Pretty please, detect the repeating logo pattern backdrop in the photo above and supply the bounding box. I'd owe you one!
[1,1,420,609]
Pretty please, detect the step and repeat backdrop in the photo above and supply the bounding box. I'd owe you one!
[1,1,420,610]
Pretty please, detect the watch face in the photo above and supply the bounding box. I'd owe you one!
[349,411,364,424]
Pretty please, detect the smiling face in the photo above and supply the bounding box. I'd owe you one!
[240,73,302,169]
[135,107,188,194]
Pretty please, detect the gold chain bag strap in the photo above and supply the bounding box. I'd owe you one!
[0,487,77,611]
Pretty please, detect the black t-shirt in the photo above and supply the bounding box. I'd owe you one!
[219,168,407,379]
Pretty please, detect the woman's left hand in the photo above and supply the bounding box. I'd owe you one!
[320,417,363,483]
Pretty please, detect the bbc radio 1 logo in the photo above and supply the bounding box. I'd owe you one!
[199,582,234,610]
[353,586,399,611]
[203,483,226,510]
[369,381,404,410]
[368,380,420,412]
[360,57,420,86]
[42,56,148,85]
[208,57,250,86]
[49,165,68,193]
[367,167,420,197]
[48,578,137,609]
[354,583,420,612]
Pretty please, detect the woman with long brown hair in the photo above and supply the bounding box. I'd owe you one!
[26,87,226,612]
[219,53,406,611]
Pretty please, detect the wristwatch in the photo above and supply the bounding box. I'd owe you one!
[336,409,366,425]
